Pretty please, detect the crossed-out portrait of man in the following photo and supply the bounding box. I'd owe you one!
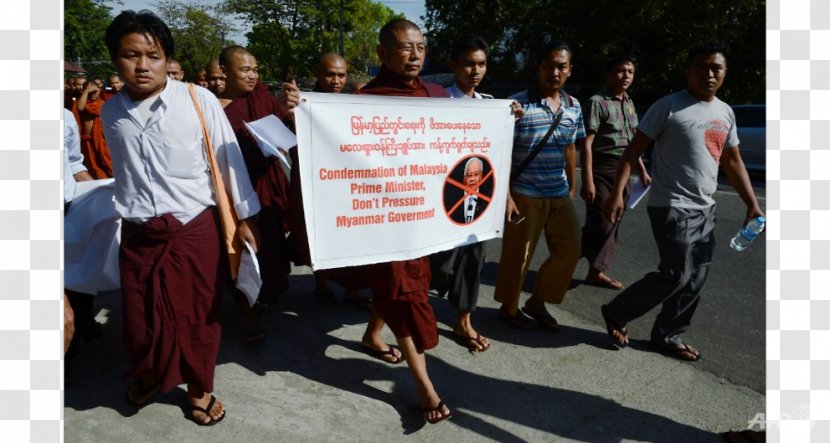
[444,155,493,225]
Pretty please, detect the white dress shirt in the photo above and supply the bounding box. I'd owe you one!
[101,80,260,224]
[446,83,493,100]
[63,108,87,204]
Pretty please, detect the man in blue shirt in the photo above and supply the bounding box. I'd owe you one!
[494,40,585,330]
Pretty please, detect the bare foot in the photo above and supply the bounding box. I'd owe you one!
[584,270,624,290]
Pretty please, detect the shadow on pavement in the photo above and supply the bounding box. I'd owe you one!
[65,274,717,440]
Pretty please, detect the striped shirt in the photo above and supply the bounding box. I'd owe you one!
[584,88,638,157]
[509,89,585,198]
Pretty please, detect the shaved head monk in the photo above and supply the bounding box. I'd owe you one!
[102,10,260,425]
[327,19,453,425]
[196,68,208,87]
[166,58,184,80]
[218,45,293,342]
[204,59,225,96]
[72,78,113,178]
[314,52,348,93]
[286,52,372,309]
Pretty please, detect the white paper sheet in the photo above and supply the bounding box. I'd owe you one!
[627,175,651,209]
[243,114,296,178]
[235,241,262,307]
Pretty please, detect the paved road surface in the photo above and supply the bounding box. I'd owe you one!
[64,173,766,441]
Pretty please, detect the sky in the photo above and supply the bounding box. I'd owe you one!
[106,0,427,45]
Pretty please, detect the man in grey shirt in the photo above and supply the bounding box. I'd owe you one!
[601,42,764,361]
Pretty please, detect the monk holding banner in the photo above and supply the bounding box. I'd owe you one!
[218,45,293,342]
[346,19,452,425]
[102,10,260,426]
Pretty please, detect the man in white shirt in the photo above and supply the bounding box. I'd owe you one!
[430,35,494,353]
[101,10,260,426]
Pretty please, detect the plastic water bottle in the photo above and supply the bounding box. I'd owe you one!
[730,216,766,251]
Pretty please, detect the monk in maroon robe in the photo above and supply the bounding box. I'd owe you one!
[219,46,293,341]
[287,20,453,425]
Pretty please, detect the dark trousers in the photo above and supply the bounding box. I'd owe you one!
[429,241,484,312]
[581,154,628,272]
[605,205,716,345]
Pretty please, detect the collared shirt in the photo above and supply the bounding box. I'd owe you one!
[446,83,494,100]
[509,89,585,198]
[584,87,638,157]
[101,80,260,224]
[63,108,87,203]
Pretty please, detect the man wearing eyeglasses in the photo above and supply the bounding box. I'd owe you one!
[349,19,453,425]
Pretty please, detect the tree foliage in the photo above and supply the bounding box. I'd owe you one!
[424,0,765,105]
[154,0,239,81]
[65,0,114,77]
[225,0,402,82]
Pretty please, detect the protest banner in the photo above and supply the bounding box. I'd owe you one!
[295,92,515,270]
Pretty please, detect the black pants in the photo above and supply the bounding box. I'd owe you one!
[429,241,484,312]
[605,205,716,345]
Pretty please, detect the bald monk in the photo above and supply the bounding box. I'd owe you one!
[314,52,348,93]
[196,68,208,87]
[73,78,113,178]
[219,45,293,342]
[205,59,225,96]
[166,58,184,80]
[353,19,452,425]
[283,53,371,309]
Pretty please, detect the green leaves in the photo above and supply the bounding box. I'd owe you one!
[226,0,402,82]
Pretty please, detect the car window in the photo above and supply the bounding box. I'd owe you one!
[733,106,765,128]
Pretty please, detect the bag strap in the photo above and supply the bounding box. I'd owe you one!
[187,84,214,169]
[187,82,231,200]
[511,110,562,182]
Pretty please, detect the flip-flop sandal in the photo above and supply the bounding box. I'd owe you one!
[521,307,560,332]
[421,400,452,424]
[601,305,629,349]
[453,332,491,353]
[188,395,226,426]
[584,277,624,290]
[125,378,160,408]
[362,343,405,364]
[652,342,701,362]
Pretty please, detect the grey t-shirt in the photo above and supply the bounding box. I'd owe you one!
[638,90,739,209]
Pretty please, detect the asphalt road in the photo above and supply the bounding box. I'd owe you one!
[482,170,767,393]
[64,171,766,440]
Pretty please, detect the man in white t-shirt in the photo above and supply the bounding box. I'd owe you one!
[601,42,764,362]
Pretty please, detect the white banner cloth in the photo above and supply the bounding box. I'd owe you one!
[295,92,515,270]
